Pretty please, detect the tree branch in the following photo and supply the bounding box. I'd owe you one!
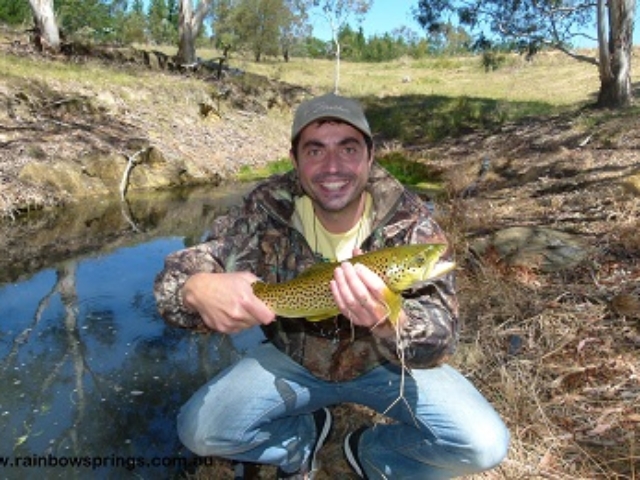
[119,148,146,201]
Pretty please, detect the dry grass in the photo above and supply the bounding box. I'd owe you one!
[238,51,603,108]
[186,58,639,478]
[189,183,639,479]
[431,112,640,479]
[188,120,640,480]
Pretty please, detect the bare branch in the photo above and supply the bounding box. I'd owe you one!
[119,148,146,201]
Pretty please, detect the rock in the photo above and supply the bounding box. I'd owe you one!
[610,293,640,318]
[470,226,588,272]
[17,147,222,202]
[82,152,126,191]
[620,172,640,196]
[19,160,110,197]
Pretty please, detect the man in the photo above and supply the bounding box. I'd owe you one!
[154,93,509,479]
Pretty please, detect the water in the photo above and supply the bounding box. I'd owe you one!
[0,185,253,479]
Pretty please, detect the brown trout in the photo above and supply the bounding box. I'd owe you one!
[252,243,455,325]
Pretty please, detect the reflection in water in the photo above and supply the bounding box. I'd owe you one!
[0,186,252,478]
[0,182,254,285]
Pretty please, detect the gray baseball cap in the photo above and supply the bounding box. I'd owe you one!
[291,93,372,141]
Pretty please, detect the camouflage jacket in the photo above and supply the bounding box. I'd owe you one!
[154,163,459,382]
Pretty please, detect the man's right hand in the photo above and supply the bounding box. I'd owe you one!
[181,271,276,333]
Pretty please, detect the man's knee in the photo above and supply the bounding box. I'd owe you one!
[176,402,210,456]
[466,421,510,471]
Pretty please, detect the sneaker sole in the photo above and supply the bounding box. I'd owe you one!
[309,408,333,472]
[343,430,364,478]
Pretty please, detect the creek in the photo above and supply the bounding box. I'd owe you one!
[0,183,259,479]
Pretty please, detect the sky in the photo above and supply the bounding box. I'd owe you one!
[310,0,640,48]
[311,1,421,41]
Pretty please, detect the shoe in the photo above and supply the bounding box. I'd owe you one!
[276,407,333,479]
[343,427,367,479]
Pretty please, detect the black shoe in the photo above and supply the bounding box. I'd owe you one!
[276,407,333,479]
[343,427,367,479]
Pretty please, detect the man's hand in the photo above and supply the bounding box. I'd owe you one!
[182,271,276,333]
[330,262,403,338]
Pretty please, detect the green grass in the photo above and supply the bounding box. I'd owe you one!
[235,152,446,197]
[236,157,292,181]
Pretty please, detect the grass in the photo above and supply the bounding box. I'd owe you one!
[226,48,617,146]
[237,51,602,106]
[236,157,292,181]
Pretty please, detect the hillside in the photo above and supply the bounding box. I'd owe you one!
[1,30,639,479]
[0,29,307,218]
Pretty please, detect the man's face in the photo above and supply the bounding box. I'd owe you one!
[291,120,373,219]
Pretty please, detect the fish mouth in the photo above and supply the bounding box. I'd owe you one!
[428,260,456,279]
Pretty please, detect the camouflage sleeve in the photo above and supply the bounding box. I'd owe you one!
[153,241,224,330]
[153,206,260,330]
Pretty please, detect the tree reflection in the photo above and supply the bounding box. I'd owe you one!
[0,241,238,477]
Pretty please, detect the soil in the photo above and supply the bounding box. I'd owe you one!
[1,34,639,479]
[0,32,309,218]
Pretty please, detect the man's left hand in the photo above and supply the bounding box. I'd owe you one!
[330,261,401,337]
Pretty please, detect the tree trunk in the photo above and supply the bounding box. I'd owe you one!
[596,0,635,107]
[177,0,197,66]
[176,0,214,67]
[28,0,60,53]
[330,18,341,94]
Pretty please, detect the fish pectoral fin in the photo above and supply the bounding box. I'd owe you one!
[381,287,403,326]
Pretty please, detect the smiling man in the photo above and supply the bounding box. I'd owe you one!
[154,93,509,479]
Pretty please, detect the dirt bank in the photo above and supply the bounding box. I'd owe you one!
[0,32,308,218]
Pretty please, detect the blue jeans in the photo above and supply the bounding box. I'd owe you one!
[178,342,509,479]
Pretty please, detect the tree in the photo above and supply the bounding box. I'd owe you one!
[176,0,214,66]
[280,0,312,61]
[116,0,148,44]
[148,0,176,44]
[233,0,288,62]
[596,0,635,107]
[56,0,111,40]
[312,0,372,93]
[414,0,636,108]
[27,0,60,52]
[211,0,238,58]
[0,0,31,26]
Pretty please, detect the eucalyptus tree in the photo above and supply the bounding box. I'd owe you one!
[414,0,637,108]
[26,0,60,52]
[56,0,112,39]
[0,0,31,25]
[211,0,238,58]
[148,0,178,44]
[280,0,313,61]
[118,0,147,44]
[233,0,289,62]
[312,0,372,93]
[175,0,214,66]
